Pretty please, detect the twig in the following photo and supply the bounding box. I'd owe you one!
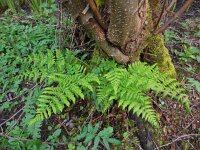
[0,133,66,145]
[154,0,194,34]
[163,0,177,18]
[69,24,77,49]
[83,106,95,126]
[87,0,107,30]
[154,0,167,30]
[154,134,200,150]
[153,140,159,150]
[56,118,70,135]
[1,83,38,104]
[0,107,24,127]
[191,102,200,110]
[8,111,25,131]
[182,119,195,131]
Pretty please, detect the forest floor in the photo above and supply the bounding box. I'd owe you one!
[158,1,200,149]
[0,1,199,150]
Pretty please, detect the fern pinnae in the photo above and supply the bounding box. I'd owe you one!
[69,84,83,99]
[49,102,57,114]
[96,61,190,128]
[63,89,76,103]
[42,87,71,106]
[104,68,127,94]
[47,49,55,70]
[78,78,94,92]
[86,73,100,83]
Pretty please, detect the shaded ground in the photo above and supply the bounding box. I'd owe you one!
[157,1,200,149]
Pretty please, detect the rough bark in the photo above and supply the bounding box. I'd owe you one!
[62,0,129,64]
[62,0,176,77]
[107,0,140,49]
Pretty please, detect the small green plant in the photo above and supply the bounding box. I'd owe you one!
[188,78,200,92]
[164,30,180,43]
[96,62,190,127]
[0,15,58,102]
[95,0,105,8]
[0,0,21,12]
[28,0,57,16]
[122,130,140,149]
[164,19,200,64]
[72,122,121,150]
[176,45,200,63]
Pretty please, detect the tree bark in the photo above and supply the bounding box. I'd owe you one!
[62,0,176,77]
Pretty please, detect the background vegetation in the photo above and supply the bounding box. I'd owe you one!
[0,0,199,149]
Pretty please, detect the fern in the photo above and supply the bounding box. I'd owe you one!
[73,122,121,150]
[25,50,189,127]
[96,62,190,128]
[26,50,100,124]
[31,72,99,124]
[21,88,43,140]
[0,0,56,15]
[22,49,80,83]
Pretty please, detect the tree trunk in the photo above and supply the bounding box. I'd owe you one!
[62,0,176,77]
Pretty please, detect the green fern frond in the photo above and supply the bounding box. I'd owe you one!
[104,68,127,94]
[55,50,65,73]
[31,71,99,125]
[96,61,190,128]
[22,49,80,84]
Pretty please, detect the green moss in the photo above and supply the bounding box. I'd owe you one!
[141,2,176,77]
[95,0,105,8]
[145,34,176,78]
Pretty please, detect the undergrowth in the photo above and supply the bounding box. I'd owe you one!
[0,15,57,102]
[0,0,56,16]
[0,10,192,150]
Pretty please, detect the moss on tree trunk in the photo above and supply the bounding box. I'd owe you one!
[144,34,176,77]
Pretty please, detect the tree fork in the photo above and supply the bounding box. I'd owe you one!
[62,0,130,64]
